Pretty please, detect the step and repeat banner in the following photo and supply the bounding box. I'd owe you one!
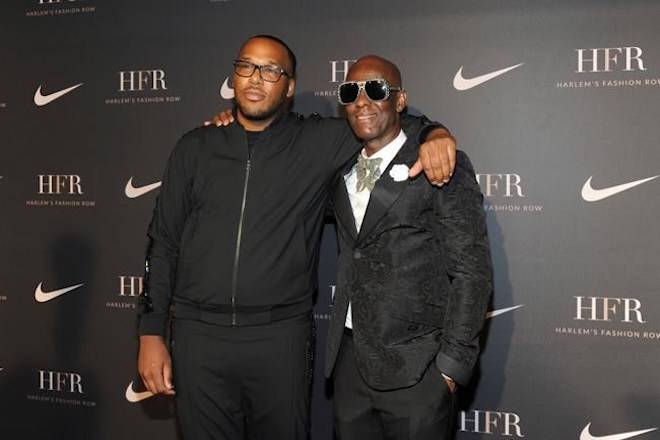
[1,0,659,439]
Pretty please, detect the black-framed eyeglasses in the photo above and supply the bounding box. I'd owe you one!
[233,59,290,82]
[337,79,401,105]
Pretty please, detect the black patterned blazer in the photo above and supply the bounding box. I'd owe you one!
[324,138,493,390]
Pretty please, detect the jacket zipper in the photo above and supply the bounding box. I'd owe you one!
[231,145,252,326]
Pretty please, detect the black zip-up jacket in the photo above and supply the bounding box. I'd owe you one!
[138,112,438,335]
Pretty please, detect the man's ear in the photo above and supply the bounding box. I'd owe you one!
[286,78,296,98]
[395,90,407,113]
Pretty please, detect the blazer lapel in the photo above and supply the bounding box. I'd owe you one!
[357,137,418,243]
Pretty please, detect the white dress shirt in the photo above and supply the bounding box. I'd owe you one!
[343,129,407,329]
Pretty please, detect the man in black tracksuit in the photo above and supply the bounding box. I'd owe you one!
[136,35,456,440]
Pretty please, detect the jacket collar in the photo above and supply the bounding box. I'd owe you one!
[356,135,418,243]
[333,135,419,245]
[226,109,300,158]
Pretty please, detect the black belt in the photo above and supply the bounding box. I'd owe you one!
[343,327,353,336]
[173,300,311,326]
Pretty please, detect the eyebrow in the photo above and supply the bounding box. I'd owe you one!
[237,56,284,67]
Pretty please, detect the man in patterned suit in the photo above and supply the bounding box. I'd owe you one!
[325,55,493,440]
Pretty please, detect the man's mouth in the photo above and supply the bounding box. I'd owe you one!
[355,113,376,122]
[243,88,266,101]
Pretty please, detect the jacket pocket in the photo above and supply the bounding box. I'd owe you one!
[388,297,445,329]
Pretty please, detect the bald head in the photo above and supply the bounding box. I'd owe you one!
[347,55,402,87]
[344,54,407,153]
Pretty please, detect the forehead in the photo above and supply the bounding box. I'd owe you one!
[238,38,289,68]
[347,60,391,82]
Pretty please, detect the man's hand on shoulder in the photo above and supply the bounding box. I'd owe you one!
[204,109,235,127]
[138,335,176,396]
[409,128,457,186]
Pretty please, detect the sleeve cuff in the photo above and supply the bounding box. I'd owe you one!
[435,351,471,386]
[137,312,169,337]
[418,123,448,143]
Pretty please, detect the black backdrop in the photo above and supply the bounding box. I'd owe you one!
[2,1,660,439]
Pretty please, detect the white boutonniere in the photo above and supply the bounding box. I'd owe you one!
[389,164,409,182]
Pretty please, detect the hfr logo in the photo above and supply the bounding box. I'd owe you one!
[38,174,83,195]
[460,409,524,437]
[476,174,525,198]
[330,60,356,83]
[119,276,143,297]
[574,297,645,323]
[119,70,167,92]
[39,370,84,394]
[575,47,646,73]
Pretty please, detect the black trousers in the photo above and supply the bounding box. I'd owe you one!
[171,313,313,440]
[333,333,457,440]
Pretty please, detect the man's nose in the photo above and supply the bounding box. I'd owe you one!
[354,87,370,107]
[248,67,263,84]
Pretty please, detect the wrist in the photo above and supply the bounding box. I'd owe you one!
[441,373,457,393]
[428,130,456,144]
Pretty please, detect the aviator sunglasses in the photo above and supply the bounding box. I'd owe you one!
[337,79,402,105]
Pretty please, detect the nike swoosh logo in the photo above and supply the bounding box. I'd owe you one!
[486,305,524,319]
[453,63,524,91]
[580,423,657,440]
[125,177,162,199]
[34,282,84,303]
[581,175,659,202]
[34,83,83,106]
[220,77,235,99]
[125,381,155,403]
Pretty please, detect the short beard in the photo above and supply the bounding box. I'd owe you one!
[236,93,290,122]
[237,101,283,121]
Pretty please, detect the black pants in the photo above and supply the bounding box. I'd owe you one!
[333,333,457,440]
[172,313,313,440]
